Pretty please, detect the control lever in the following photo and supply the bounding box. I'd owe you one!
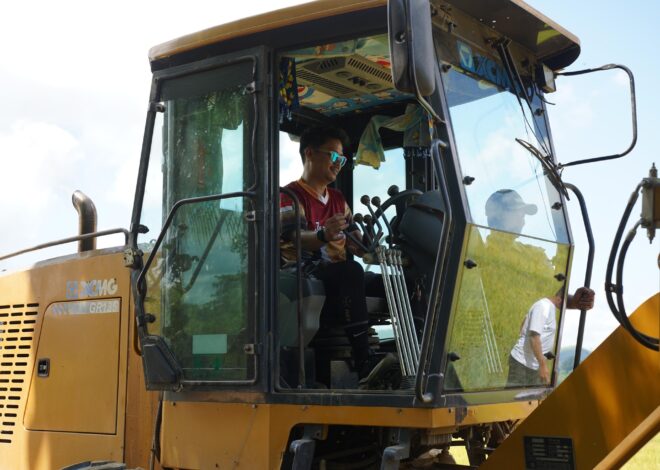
[342,220,370,253]
[353,213,372,245]
[387,185,400,196]
[363,214,376,244]
[360,195,384,245]
[371,196,394,246]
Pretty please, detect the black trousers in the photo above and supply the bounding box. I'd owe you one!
[315,260,371,366]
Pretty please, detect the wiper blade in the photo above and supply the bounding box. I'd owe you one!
[494,39,553,158]
[515,138,569,199]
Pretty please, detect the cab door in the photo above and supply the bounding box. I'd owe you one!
[130,48,269,392]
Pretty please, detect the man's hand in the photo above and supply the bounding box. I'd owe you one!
[323,214,349,241]
[538,360,551,384]
[567,287,595,310]
[530,332,550,384]
[346,229,367,257]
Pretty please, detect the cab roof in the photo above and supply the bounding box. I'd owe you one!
[149,0,580,71]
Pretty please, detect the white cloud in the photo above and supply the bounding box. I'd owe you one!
[0,120,86,268]
[0,120,83,209]
[280,134,304,185]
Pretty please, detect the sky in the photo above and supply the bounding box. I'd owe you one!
[0,0,657,353]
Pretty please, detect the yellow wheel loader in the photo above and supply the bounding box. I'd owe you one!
[0,1,657,469]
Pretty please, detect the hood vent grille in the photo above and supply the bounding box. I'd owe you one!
[0,303,37,444]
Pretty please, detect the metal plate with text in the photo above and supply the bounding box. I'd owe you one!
[524,436,575,470]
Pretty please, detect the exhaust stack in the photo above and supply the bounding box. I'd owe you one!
[71,190,97,253]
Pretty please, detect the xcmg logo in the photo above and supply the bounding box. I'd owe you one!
[65,278,118,299]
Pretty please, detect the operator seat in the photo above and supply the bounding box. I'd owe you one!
[278,268,387,388]
[278,270,325,348]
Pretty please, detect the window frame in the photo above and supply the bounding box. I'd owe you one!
[129,47,270,392]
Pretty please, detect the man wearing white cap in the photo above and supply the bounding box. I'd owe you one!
[485,188,539,234]
[484,189,595,385]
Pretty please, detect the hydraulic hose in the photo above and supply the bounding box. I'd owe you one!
[605,183,659,351]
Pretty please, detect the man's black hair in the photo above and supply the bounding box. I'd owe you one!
[299,127,350,163]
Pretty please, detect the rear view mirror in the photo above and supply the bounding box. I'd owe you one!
[388,0,436,96]
[554,64,638,168]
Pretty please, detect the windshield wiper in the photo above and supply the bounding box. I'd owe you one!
[493,39,553,158]
[515,138,568,199]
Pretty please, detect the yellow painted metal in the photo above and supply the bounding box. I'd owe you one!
[148,0,386,61]
[482,293,660,470]
[0,249,130,470]
[148,0,580,67]
[596,406,660,469]
[160,400,537,469]
[123,307,164,470]
[24,299,121,434]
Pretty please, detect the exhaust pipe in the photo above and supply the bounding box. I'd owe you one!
[71,190,97,253]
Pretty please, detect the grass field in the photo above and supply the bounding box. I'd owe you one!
[623,433,660,469]
[449,433,659,467]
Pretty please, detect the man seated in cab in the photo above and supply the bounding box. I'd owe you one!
[280,127,377,379]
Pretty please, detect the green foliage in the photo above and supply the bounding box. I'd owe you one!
[139,81,254,382]
[147,204,252,381]
[446,227,570,391]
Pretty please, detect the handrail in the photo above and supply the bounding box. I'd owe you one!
[280,187,305,388]
[136,191,256,293]
[415,138,451,403]
[564,183,595,370]
[0,228,129,263]
[557,64,638,168]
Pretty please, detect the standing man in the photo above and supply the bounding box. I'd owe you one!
[506,284,595,386]
[280,127,374,378]
[507,288,564,386]
[484,189,595,385]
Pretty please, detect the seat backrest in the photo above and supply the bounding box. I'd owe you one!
[397,190,445,280]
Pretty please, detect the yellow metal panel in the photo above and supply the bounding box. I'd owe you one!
[597,407,660,469]
[124,314,164,470]
[0,249,130,470]
[22,433,126,470]
[149,0,386,61]
[24,299,121,434]
[482,294,660,470]
[160,400,537,469]
[148,0,580,70]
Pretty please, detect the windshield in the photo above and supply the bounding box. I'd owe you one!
[444,65,567,243]
[436,32,572,392]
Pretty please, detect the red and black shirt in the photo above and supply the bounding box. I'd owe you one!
[280,179,352,264]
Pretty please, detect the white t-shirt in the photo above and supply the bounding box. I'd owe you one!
[510,297,557,370]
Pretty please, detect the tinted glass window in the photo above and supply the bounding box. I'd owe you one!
[142,68,256,382]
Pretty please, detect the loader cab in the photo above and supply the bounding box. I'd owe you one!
[129,0,579,406]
